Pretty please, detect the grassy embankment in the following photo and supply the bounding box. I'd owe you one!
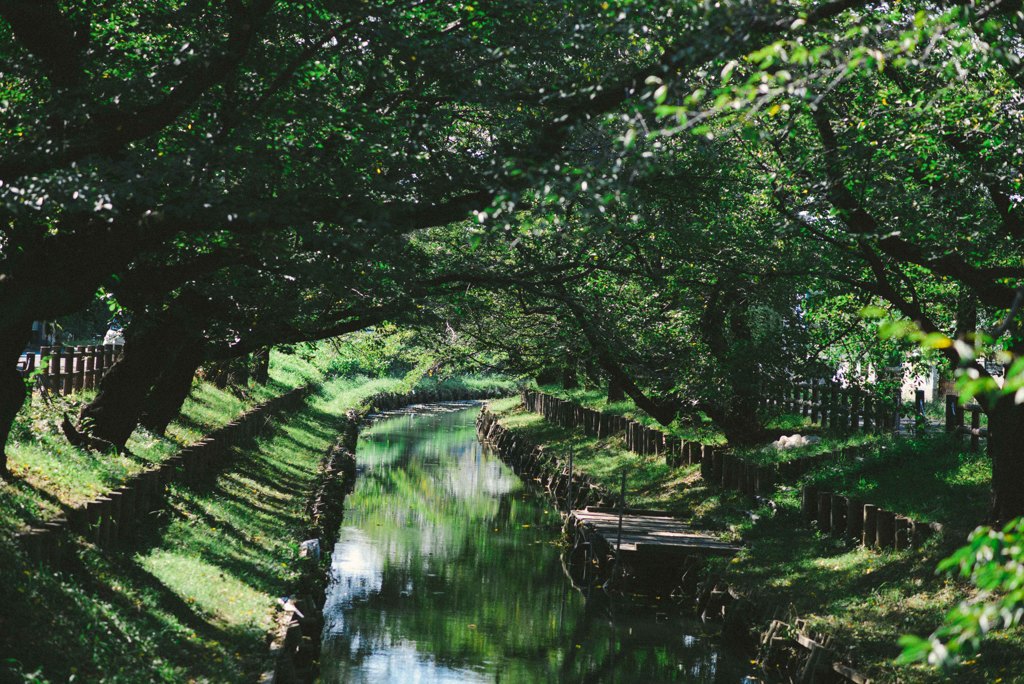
[0,351,323,532]
[488,394,1016,684]
[0,363,514,683]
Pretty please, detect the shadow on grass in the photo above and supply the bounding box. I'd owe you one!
[0,474,72,528]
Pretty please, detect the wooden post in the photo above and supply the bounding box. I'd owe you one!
[945,394,960,433]
[971,408,981,452]
[833,387,843,429]
[61,347,74,395]
[875,509,896,549]
[826,384,838,428]
[811,383,820,424]
[119,486,136,538]
[720,453,732,489]
[73,346,86,392]
[862,504,878,548]
[48,346,59,394]
[37,346,51,391]
[699,447,712,480]
[863,395,874,432]
[892,375,902,432]
[567,448,574,513]
[94,344,106,383]
[802,485,819,521]
[83,345,96,390]
[615,471,626,571]
[92,346,103,386]
[846,498,864,544]
[830,494,848,536]
[895,515,913,550]
[96,496,112,547]
[850,392,861,431]
[817,491,832,532]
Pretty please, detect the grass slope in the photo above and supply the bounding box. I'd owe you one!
[0,350,324,532]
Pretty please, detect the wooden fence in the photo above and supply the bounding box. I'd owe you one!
[17,344,124,396]
[758,380,897,433]
[799,484,939,552]
[520,390,952,560]
[944,393,988,450]
[521,390,716,466]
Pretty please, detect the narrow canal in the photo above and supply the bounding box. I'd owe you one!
[320,403,751,683]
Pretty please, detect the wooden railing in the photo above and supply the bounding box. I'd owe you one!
[522,390,716,466]
[759,380,897,433]
[19,344,125,395]
[944,394,988,450]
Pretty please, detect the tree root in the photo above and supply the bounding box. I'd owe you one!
[61,413,121,454]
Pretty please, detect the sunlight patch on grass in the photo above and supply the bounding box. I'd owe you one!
[139,551,273,630]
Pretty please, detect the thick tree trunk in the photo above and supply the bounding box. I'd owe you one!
[139,343,206,436]
[0,320,32,478]
[561,362,577,389]
[252,347,270,385]
[78,313,188,449]
[536,366,559,386]
[704,403,768,447]
[703,376,770,447]
[206,357,250,389]
[988,396,1024,523]
[607,377,625,402]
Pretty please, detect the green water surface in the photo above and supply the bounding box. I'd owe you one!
[320,404,752,683]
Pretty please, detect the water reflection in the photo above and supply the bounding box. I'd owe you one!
[321,405,751,683]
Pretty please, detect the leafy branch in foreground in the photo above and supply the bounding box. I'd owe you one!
[899,518,1024,668]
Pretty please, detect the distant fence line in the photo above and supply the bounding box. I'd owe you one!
[521,390,945,556]
[17,344,125,396]
[758,379,899,434]
[521,390,716,466]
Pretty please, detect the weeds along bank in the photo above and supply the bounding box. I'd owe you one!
[482,396,1022,684]
[0,360,514,683]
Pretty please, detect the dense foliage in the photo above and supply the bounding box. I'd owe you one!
[5,0,1024,671]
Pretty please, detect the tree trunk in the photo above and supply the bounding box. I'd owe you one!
[607,376,625,402]
[139,343,206,436]
[562,355,578,389]
[536,366,559,386]
[988,395,1024,523]
[702,371,769,446]
[0,319,32,478]
[252,347,270,385]
[704,404,768,447]
[78,313,188,449]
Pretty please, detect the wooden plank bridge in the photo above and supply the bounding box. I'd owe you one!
[570,507,741,558]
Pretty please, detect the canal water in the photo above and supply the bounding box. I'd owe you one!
[320,403,752,683]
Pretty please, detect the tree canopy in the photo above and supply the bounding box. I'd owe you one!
[5,0,1024,666]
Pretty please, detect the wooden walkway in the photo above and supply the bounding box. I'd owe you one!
[571,507,741,558]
